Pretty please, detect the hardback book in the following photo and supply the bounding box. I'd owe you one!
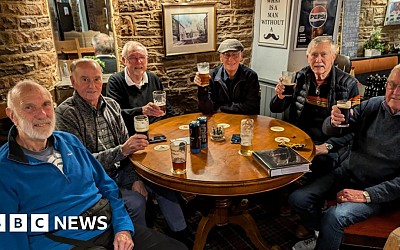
[252,147,311,177]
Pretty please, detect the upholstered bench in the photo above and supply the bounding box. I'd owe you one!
[342,209,400,249]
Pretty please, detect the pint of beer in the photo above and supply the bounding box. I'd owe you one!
[153,90,166,116]
[239,119,254,156]
[281,71,296,96]
[197,62,210,86]
[170,140,187,174]
[337,100,351,127]
[134,115,149,138]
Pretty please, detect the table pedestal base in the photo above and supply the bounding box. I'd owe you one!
[193,197,279,250]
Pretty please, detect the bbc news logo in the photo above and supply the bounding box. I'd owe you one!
[0,214,107,232]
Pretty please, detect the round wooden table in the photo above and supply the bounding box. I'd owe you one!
[130,113,315,249]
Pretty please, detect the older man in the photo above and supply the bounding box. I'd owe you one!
[106,41,174,135]
[0,80,186,249]
[289,64,400,250]
[92,33,117,74]
[270,36,360,178]
[194,38,260,115]
[55,59,191,246]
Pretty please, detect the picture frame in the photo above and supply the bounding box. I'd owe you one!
[162,2,217,56]
[384,0,400,26]
[294,0,342,50]
[258,0,291,48]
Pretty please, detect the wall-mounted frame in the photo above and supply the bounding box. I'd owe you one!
[384,0,400,26]
[294,0,342,50]
[162,2,216,56]
[258,0,291,48]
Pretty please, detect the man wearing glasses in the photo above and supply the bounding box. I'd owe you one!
[107,41,175,136]
[194,39,260,115]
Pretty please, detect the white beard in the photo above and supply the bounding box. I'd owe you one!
[16,113,55,140]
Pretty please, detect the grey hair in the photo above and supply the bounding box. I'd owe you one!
[70,58,102,73]
[306,36,337,55]
[7,79,51,111]
[92,33,115,55]
[391,64,400,73]
[121,41,148,58]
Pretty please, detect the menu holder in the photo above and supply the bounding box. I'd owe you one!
[252,147,311,177]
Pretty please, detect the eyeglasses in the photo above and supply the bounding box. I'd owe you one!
[126,55,147,62]
[222,51,241,59]
[386,81,400,91]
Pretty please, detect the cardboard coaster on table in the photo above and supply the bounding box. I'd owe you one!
[154,145,170,151]
[270,126,285,132]
[274,137,290,143]
[178,125,189,130]
[217,123,230,128]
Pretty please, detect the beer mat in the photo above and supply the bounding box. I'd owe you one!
[270,126,285,132]
[274,137,290,143]
[217,123,230,128]
[178,125,189,130]
[210,136,225,142]
[154,145,170,151]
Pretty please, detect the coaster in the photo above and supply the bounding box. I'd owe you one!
[270,126,285,132]
[217,123,230,128]
[274,137,290,143]
[154,145,170,151]
[210,136,225,142]
[178,125,189,130]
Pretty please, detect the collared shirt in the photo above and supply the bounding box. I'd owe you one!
[124,67,148,89]
[382,100,400,116]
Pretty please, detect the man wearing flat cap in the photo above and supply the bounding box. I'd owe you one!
[194,38,260,115]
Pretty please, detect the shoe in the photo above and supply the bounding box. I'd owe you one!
[279,205,293,217]
[292,237,317,250]
[295,225,312,239]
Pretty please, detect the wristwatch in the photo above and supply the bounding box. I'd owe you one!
[363,191,371,203]
[325,143,333,152]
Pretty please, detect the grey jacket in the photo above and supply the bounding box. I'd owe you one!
[55,92,138,181]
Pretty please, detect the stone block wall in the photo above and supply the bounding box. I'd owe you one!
[111,0,256,114]
[0,0,58,98]
[358,0,400,55]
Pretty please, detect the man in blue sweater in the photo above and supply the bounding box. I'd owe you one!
[289,64,400,250]
[0,80,187,249]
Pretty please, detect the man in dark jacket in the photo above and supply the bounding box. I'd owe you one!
[194,39,260,115]
[270,36,360,178]
[106,41,174,135]
[289,64,400,250]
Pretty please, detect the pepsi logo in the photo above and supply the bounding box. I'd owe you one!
[309,5,327,28]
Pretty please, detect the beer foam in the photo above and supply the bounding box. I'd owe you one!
[337,101,351,109]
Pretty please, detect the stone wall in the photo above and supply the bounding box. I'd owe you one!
[0,0,58,98]
[358,0,400,55]
[111,0,256,114]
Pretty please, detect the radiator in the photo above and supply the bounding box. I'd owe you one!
[260,82,284,119]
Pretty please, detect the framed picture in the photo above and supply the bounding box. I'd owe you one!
[162,2,217,56]
[384,0,400,26]
[258,0,291,48]
[294,0,342,50]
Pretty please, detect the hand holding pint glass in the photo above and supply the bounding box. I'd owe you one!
[281,71,296,97]
[197,62,210,86]
[336,100,351,127]
[134,115,149,138]
[239,119,254,156]
[153,90,166,116]
[170,140,187,174]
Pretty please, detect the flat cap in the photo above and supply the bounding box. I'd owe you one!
[217,39,244,53]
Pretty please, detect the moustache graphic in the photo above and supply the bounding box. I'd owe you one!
[264,33,280,40]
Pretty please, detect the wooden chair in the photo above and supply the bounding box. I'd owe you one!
[54,38,82,58]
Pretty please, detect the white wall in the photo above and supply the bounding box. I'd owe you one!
[251,0,307,84]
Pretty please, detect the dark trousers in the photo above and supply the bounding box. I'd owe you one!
[72,225,188,250]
